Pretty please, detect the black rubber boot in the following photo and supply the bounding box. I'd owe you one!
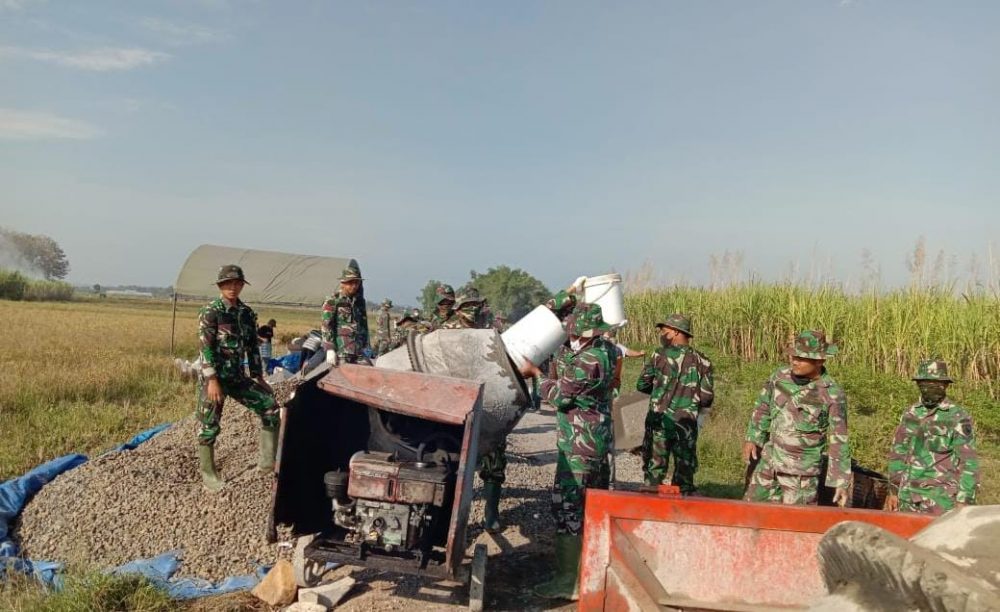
[483,481,502,532]
[534,534,581,600]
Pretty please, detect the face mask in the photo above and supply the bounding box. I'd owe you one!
[918,381,947,407]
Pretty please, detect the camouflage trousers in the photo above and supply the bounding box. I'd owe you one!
[374,336,391,356]
[197,376,278,446]
[641,412,698,493]
[898,485,959,516]
[552,407,612,536]
[744,457,819,505]
[479,437,507,485]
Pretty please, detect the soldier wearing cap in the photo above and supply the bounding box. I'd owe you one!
[636,314,714,493]
[196,264,279,491]
[441,292,484,329]
[743,330,852,507]
[374,298,394,356]
[386,308,431,352]
[885,359,979,515]
[524,302,617,601]
[321,259,370,364]
[429,284,456,330]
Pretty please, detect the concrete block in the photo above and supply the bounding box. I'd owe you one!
[299,576,356,608]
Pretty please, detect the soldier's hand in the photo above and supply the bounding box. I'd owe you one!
[206,378,223,404]
[741,442,759,464]
[833,487,850,507]
[518,359,542,379]
[884,494,899,512]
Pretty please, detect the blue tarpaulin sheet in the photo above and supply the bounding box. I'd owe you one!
[0,423,263,599]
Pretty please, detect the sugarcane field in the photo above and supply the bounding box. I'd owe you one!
[4,3,1000,611]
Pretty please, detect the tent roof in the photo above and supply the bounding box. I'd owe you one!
[174,244,353,306]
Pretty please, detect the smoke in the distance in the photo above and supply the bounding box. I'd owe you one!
[0,233,42,278]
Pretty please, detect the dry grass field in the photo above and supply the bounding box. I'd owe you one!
[0,298,320,480]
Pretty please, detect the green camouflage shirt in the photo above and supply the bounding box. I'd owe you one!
[540,337,617,415]
[636,345,714,422]
[321,290,369,360]
[745,366,852,488]
[198,297,263,380]
[887,399,979,503]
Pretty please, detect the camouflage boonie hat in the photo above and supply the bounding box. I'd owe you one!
[216,264,250,285]
[789,330,838,360]
[339,259,363,282]
[435,284,456,305]
[656,314,693,337]
[397,310,416,324]
[381,298,393,308]
[455,292,484,308]
[912,359,952,382]
[565,302,613,339]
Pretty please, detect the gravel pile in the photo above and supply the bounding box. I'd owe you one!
[15,380,300,581]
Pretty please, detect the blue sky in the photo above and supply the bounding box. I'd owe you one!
[3,1,998,303]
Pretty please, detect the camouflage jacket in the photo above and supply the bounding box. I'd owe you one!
[388,320,431,351]
[745,366,852,488]
[428,309,452,331]
[321,290,369,359]
[375,307,392,341]
[198,297,262,380]
[540,337,617,416]
[636,345,714,422]
[887,399,979,503]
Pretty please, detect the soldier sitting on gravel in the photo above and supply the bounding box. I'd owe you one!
[197,264,280,492]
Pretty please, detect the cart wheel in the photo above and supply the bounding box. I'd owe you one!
[293,534,324,588]
[468,543,487,612]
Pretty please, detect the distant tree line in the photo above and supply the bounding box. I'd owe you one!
[418,265,551,321]
[0,269,73,301]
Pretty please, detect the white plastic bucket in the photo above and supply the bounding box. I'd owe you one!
[583,273,626,327]
[501,305,568,369]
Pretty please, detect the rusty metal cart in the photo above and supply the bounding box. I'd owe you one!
[268,363,489,610]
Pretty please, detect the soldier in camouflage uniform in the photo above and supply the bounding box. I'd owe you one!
[385,308,431,352]
[529,302,616,601]
[428,284,456,330]
[492,310,509,333]
[374,298,394,356]
[636,314,714,493]
[196,264,279,492]
[743,330,852,506]
[885,359,979,515]
[439,292,510,530]
[320,259,370,364]
[441,293,483,329]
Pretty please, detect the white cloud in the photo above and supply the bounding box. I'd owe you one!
[139,17,229,46]
[0,0,46,11]
[0,108,102,140]
[0,45,169,71]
